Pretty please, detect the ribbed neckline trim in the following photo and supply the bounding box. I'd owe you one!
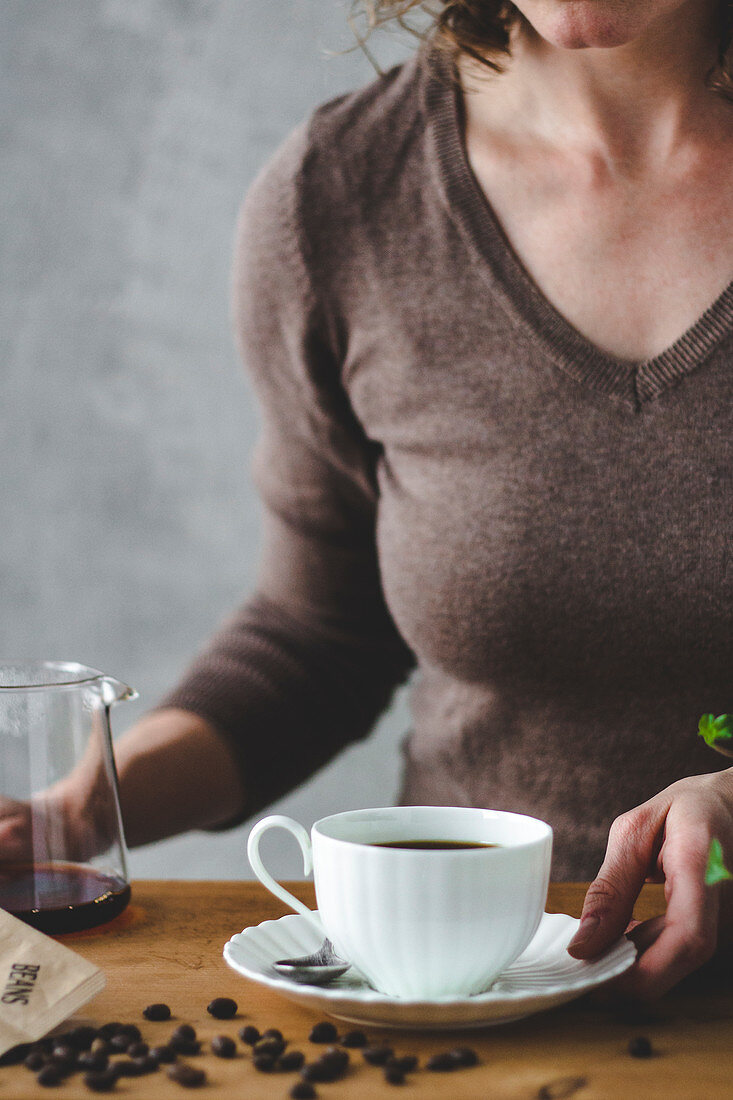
[422,47,733,407]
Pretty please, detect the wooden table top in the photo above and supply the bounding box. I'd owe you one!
[2,880,733,1098]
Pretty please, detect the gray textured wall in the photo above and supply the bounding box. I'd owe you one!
[2,1,413,880]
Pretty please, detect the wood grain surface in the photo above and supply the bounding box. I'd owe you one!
[2,881,733,1099]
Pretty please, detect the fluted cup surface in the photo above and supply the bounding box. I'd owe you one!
[247,806,552,1000]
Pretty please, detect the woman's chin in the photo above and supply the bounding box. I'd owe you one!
[522,0,650,49]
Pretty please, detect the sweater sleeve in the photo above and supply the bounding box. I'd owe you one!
[159,123,415,821]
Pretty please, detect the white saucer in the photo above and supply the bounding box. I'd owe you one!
[223,911,636,1030]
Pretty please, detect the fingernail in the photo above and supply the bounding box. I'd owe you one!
[568,914,600,950]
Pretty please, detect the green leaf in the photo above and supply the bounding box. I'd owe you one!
[705,838,733,886]
[698,713,733,748]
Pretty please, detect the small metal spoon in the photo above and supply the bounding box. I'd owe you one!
[273,938,350,985]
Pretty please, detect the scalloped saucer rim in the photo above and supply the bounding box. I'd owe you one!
[223,911,636,1030]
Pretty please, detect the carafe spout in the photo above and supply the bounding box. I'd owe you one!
[99,677,138,706]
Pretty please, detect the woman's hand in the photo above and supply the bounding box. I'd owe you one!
[567,770,733,998]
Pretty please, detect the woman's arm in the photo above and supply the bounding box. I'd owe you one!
[114,708,246,847]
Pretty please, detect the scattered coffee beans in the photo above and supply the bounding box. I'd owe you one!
[290,1084,317,1100]
[426,1051,457,1071]
[0,1043,33,1066]
[83,1069,118,1092]
[253,1053,277,1073]
[387,1055,418,1073]
[67,1026,98,1051]
[167,1063,206,1087]
[51,1043,76,1067]
[211,1035,236,1058]
[254,1036,286,1059]
[117,1025,142,1042]
[363,1045,394,1066]
[37,1064,63,1087]
[98,1023,124,1040]
[278,1050,306,1072]
[340,1029,367,1047]
[171,1024,196,1042]
[143,1003,171,1021]
[206,997,238,1019]
[300,1061,335,1083]
[384,1065,406,1085]
[239,1025,260,1045]
[308,1021,338,1043]
[109,1034,132,1053]
[113,1058,147,1077]
[150,1045,177,1064]
[127,1042,149,1059]
[628,1036,653,1058]
[169,1027,200,1055]
[77,1051,108,1072]
[450,1046,478,1067]
[300,1048,349,1083]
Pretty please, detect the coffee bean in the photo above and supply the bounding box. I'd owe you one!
[262,1027,283,1041]
[171,1038,201,1055]
[300,1061,335,1083]
[321,1047,349,1072]
[24,1051,47,1071]
[628,1036,654,1058]
[253,1053,276,1072]
[290,1084,317,1100]
[340,1029,367,1048]
[83,1069,118,1092]
[363,1046,394,1066]
[211,1035,236,1058]
[385,1066,406,1085]
[239,1025,260,1045]
[143,1003,171,1021]
[91,1039,111,1057]
[77,1051,109,1072]
[387,1055,418,1073]
[278,1050,305,1072]
[167,1063,206,1087]
[151,1045,177,1064]
[117,1025,142,1042]
[308,1021,338,1043]
[449,1046,478,1067]
[426,1052,457,1071]
[66,1026,98,1051]
[98,1023,125,1040]
[171,1024,196,1042]
[253,1037,286,1058]
[109,1034,132,1053]
[206,996,238,1019]
[0,1043,33,1066]
[51,1043,76,1064]
[114,1058,147,1077]
[37,1064,62,1087]
[127,1042,149,1059]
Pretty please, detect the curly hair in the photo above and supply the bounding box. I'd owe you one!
[352,1,733,101]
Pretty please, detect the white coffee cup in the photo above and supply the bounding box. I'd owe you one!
[247,805,552,999]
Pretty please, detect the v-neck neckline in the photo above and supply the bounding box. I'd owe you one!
[423,48,733,407]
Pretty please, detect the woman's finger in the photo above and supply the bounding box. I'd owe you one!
[568,803,666,960]
[619,828,719,999]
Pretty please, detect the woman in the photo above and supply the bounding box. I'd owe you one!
[10,1,733,997]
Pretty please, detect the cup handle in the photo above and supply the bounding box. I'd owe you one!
[247,815,323,938]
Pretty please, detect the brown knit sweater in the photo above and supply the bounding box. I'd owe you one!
[163,45,733,880]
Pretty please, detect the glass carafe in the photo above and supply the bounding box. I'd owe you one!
[0,661,135,933]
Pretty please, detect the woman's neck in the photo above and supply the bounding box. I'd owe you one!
[460,0,726,171]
